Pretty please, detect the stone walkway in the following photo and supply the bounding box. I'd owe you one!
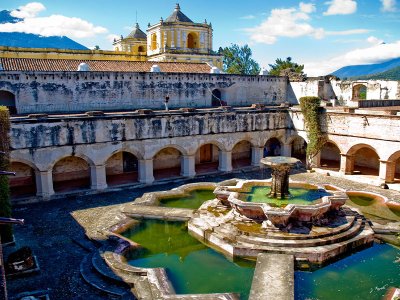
[3,169,400,299]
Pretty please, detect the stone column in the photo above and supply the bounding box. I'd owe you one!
[310,152,321,168]
[379,160,395,183]
[139,159,154,184]
[282,143,292,157]
[181,155,196,177]
[35,170,54,198]
[171,29,175,48]
[176,30,181,48]
[90,164,107,190]
[219,151,232,172]
[339,154,354,175]
[251,147,264,167]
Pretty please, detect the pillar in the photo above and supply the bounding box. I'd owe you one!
[310,152,321,168]
[181,155,196,177]
[379,160,395,183]
[282,143,292,157]
[35,170,54,198]
[139,159,154,184]
[339,154,354,175]
[219,151,232,172]
[90,164,107,190]
[251,147,264,167]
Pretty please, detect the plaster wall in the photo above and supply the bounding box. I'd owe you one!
[0,72,287,114]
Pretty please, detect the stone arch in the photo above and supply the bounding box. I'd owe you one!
[52,156,91,193]
[291,136,307,163]
[195,143,221,174]
[211,89,222,107]
[151,33,157,50]
[9,161,38,198]
[264,137,282,157]
[320,141,341,170]
[153,146,183,180]
[352,84,367,100]
[0,90,17,115]
[348,144,380,176]
[138,45,145,53]
[232,140,252,169]
[105,151,139,186]
[385,151,400,182]
[187,32,198,49]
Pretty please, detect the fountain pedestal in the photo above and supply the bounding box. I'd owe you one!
[261,156,300,199]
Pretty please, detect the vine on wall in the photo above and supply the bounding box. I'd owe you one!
[0,106,12,243]
[299,96,326,168]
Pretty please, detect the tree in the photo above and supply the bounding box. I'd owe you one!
[218,44,260,75]
[0,106,13,243]
[268,57,305,78]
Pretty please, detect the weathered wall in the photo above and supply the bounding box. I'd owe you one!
[0,71,287,114]
[153,147,181,170]
[288,79,400,106]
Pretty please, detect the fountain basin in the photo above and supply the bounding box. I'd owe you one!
[214,180,348,227]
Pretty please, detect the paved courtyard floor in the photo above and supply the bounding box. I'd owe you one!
[4,169,400,299]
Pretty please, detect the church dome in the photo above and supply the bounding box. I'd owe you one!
[126,23,147,40]
[165,4,193,23]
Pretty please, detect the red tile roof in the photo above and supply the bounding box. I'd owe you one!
[0,58,212,73]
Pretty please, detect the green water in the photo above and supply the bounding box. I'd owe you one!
[159,189,215,209]
[295,243,400,300]
[244,186,331,207]
[347,195,400,222]
[124,220,255,299]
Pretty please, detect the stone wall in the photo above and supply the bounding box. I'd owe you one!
[0,71,287,114]
[288,79,400,106]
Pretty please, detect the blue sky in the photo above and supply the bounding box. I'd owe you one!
[1,0,400,75]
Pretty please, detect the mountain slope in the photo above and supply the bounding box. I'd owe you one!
[331,57,400,78]
[352,65,400,80]
[0,10,88,50]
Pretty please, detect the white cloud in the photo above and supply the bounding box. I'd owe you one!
[240,15,256,20]
[245,2,367,44]
[10,2,45,19]
[323,0,357,16]
[299,2,316,13]
[380,0,397,12]
[367,36,384,44]
[304,40,400,75]
[1,2,107,39]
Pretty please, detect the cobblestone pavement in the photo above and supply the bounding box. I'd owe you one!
[4,169,400,299]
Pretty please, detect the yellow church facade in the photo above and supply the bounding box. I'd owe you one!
[0,4,222,69]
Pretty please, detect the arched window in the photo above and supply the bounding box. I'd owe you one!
[352,84,367,100]
[151,33,157,50]
[0,90,16,115]
[187,33,197,49]
[138,45,144,53]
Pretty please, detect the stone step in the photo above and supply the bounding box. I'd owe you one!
[92,249,127,283]
[235,218,364,248]
[80,253,135,299]
[71,234,100,252]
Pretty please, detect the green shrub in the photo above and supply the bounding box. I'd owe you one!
[299,97,326,168]
[0,106,12,243]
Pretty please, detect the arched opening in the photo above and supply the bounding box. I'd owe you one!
[352,146,380,176]
[211,89,225,107]
[52,156,91,193]
[232,141,252,169]
[138,45,145,53]
[187,33,197,49]
[153,147,182,180]
[0,90,17,115]
[264,138,282,157]
[352,84,367,100]
[9,162,36,198]
[320,142,341,170]
[151,33,157,50]
[106,152,138,186]
[395,157,400,181]
[195,143,220,174]
[291,136,307,163]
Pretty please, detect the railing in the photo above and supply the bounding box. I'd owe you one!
[357,99,400,108]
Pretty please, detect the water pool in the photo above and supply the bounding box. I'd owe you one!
[159,189,215,209]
